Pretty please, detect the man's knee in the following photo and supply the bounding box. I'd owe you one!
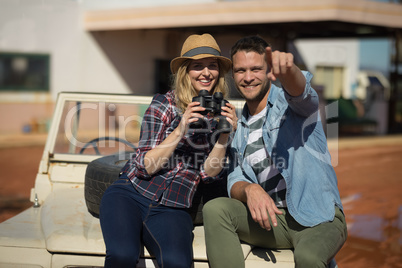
[202,197,232,223]
[203,197,227,212]
[294,248,327,268]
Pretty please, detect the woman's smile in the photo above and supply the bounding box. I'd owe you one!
[188,58,220,93]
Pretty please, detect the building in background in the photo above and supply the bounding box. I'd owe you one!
[0,0,401,135]
[295,39,391,135]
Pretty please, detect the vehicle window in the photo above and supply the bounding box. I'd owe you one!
[54,100,147,155]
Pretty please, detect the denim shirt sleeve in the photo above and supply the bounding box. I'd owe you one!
[227,127,257,197]
[227,147,243,197]
[283,71,319,118]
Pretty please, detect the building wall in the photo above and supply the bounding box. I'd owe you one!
[0,0,135,99]
[0,0,380,135]
[89,29,173,95]
[0,0,132,134]
[295,39,359,99]
[0,102,54,134]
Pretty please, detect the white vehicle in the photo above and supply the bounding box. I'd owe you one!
[0,92,334,267]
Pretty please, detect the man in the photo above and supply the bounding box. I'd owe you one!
[203,36,347,268]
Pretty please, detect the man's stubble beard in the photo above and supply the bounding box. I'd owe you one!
[237,79,271,104]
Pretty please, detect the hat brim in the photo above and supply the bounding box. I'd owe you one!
[170,54,232,74]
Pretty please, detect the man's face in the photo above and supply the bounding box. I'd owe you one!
[232,51,270,103]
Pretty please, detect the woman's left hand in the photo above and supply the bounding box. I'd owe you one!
[204,102,238,177]
[221,103,238,132]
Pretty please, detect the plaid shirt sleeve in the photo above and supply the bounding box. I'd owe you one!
[198,130,232,184]
[121,91,231,207]
[127,93,174,180]
[198,151,229,183]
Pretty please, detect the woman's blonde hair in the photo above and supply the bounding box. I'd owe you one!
[172,59,229,113]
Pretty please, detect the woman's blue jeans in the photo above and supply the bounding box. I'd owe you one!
[99,175,194,268]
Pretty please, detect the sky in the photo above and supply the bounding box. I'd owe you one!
[359,38,392,74]
[363,0,396,74]
[363,0,397,75]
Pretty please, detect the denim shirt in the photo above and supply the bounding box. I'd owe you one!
[228,71,343,227]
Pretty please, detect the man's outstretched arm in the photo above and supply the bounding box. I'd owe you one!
[266,46,306,97]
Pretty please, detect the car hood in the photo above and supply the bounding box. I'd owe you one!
[41,185,251,260]
[0,184,252,261]
[40,184,106,255]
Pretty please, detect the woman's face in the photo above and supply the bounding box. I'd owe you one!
[188,58,220,94]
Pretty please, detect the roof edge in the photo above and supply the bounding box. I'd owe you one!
[83,0,402,31]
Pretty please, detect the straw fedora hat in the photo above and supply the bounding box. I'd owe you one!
[170,33,232,74]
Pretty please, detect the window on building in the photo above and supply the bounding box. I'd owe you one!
[0,53,50,92]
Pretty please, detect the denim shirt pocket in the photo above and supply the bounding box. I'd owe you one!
[265,108,288,145]
[267,98,288,127]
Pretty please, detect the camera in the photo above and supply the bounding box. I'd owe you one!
[190,89,231,133]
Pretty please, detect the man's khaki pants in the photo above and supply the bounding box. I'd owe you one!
[203,197,347,268]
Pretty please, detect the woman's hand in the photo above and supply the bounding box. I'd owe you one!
[175,101,206,137]
[221,103,238,132]
[145,101,205,175]
[203,102,237,177]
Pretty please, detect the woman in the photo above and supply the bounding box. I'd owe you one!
[99,33,237,268]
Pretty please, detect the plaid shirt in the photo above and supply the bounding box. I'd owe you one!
[121,90,225,208]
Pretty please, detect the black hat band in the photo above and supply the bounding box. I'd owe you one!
[182,46,221,57]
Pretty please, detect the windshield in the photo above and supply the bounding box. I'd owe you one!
[53,100,148,156]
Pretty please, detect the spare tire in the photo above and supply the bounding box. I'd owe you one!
[85,152,133,217]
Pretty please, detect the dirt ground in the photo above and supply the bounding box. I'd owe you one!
[0,140,401,268]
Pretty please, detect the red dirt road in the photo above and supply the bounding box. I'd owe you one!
[333,143,402,268]
[0,145,43,222]
[0,138,401,267]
